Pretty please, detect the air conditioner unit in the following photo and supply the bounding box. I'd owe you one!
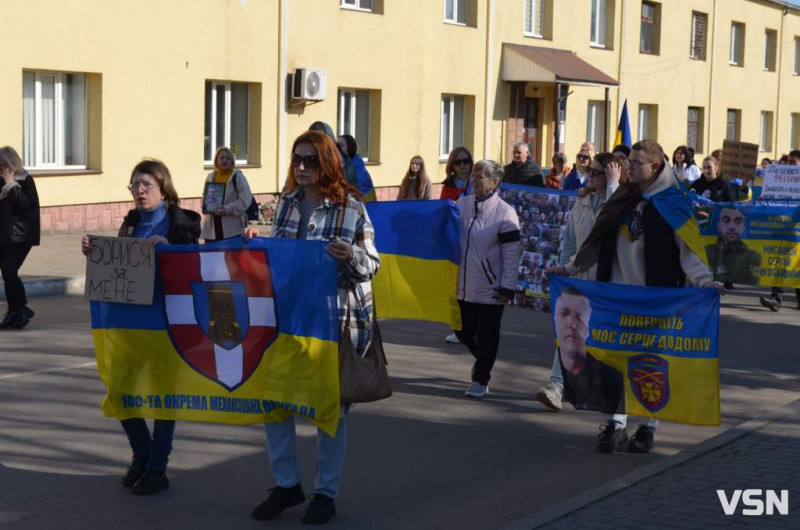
[292,68,327,101]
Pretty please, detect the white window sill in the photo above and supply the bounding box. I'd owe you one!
[340,6,372,12]
[524,32,544,39]
[443,20,467,27]
[729,61,741,66]
[590,42,607,49]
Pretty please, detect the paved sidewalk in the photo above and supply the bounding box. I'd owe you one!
[506,400,800,529]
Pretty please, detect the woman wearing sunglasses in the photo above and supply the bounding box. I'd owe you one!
[249,131,380,525]
[563,142,596,191]
[440,147,474,201]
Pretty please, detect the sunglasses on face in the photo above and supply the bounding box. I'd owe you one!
[577,154,591,161]
[454,158,471,167]
[589,168,605,176]
[291,154,320,169]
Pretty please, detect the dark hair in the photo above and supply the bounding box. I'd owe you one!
[339,134,358,159]
[672,145,693,167]
[443,147,473,187]
[594,152,629,184]
[130,158,180,206]
[789,150,800,161]
[612,144,631,158]
[284,131,359,204]
[761,157,772,165]
[400,155,428,199]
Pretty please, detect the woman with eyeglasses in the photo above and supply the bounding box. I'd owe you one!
[81,158,200,495]
[537,153,625,412]
[0,146,40,330]
[440,147,474,201]
[563,144,595,191]
[248,130,380,525]
[201,146,255,242]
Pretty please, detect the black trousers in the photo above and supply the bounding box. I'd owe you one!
[770,286,800,301]
[0,243,32,311]
[455,300,505,386]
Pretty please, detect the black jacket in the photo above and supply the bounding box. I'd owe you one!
[690,176,735,202]
[503,158,545,187]
[118,204,201,244]
[0,172,41,246]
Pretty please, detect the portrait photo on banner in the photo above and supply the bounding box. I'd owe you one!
[202,182,226,214]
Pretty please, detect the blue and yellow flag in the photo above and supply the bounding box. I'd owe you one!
[614,100,632,147]
[91,237,342,436]
[550,275,720,426]
[366,200,461,329]
[645,186,709,266]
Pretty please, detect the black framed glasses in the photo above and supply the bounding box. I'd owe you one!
[291,154,320,169]
[577,154,591,161]
[454,158,471,166]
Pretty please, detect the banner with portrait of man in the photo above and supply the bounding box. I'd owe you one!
[549,275,721,426]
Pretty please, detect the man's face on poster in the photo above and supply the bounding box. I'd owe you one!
[555,291,592,368]
[718,207,745,245]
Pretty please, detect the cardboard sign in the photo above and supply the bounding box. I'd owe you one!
[721,140,759,181]
[760,164,800,200]
[84,236,156,305]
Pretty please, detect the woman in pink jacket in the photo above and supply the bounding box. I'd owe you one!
[455,160,521,398]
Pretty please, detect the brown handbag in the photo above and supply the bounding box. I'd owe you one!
[339,308,392,404]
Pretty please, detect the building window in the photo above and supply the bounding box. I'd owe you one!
[637,104,658,141]
[795,37,800,75]
[444,0,467,25]
[204,81,249,164]
[524,0,545,38]
[687,107,704,153]
[726,109,741,141]
[590,0,608,47]
[22,71,87,169]
[791,113,800,149]
[440,95,465,158]
[764,29,778,72]
[640,2,660,54]
[730,22,745,66]
[690,12,707,60]
[586,101,605,147]
[337,89,372,160]
[340,0,372,11]
[759,111,774,151]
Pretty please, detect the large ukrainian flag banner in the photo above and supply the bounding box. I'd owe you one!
[644,186,710,267]
[366,200,461,329]
[91,238,342,436]
[550,276,721,426]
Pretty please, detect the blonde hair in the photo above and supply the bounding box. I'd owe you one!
[213,146,236,170]
[0,146,24,175]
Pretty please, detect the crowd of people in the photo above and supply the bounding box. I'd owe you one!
[1,121,797,525]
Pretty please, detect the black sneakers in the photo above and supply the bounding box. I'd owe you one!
[302,494,336,525]
[121,456,148,488]
[131,470,170,495]
[760,295,782,312]
[252,484,306,521]
[7,307,35,330]
[596,421,628,453]
[628,425,655,453]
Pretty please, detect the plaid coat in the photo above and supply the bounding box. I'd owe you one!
[271,187,381,356]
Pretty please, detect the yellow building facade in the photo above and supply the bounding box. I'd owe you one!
[2,0,799,231]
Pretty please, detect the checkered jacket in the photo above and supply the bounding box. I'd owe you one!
[271,188,381,356]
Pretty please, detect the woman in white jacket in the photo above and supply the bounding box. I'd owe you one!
[201,146,254,242]
[536,153,624,411]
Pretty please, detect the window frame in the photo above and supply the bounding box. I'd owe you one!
[687,106,704,153]
[759,111,774,152]
[340,0,373,12]
[443,0,467,26]
[690,11,707,61]
[764,29,778,72]
[590,0,608,48]
[730,22,745,66]
[22,70,88,170]
[726,109,741,141]
[640,1,660,55]
[791,113,800,150]
[586,100,605,147]
[440,94,465,159]
[204,81,250,165]
[524,0,545,39]
[337,89,372,161]
[637,103,657,141]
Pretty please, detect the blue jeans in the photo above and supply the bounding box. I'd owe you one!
[264,408,347,498]
[548,349,563,389]
[120,419,176,472]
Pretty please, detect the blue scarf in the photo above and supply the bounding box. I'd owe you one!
[133,201,170,239]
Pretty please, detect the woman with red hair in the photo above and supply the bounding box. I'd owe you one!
[250,130,380,525]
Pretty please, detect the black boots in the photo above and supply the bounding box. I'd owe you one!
[0,307,35,330]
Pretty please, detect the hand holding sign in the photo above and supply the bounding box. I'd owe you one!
[84,235,156,305]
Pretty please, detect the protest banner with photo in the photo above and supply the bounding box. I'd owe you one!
[760,164,800,200]
[202,181,226,213]
[693,201,800,287]
[84,236,156,305]
[549,275,721,426]
[721,140,759,181]
[497,184,577,312]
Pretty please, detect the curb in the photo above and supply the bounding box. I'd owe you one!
[0,276,85,302]
[501,397,800,530]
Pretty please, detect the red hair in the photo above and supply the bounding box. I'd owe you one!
[284,131,359,204]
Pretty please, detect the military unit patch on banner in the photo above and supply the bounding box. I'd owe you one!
[628,354,670,413]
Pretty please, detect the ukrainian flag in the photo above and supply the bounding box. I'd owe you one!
[615,100,632,147]
[366,200,461,329]
[91,237,343,436]
[645,186,710,267]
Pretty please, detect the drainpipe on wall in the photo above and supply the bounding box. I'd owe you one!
[707,0,718,152]
[483,0,495,160]
[775,6,788,158]
[277,0,290,190]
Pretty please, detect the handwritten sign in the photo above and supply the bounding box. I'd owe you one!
[84,236,156,305]
[760,165,800,200]
[721,140,759,181]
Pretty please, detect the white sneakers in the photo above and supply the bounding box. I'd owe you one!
[535,382,563,411]
[464,382,489,398]
[444,332,460,344]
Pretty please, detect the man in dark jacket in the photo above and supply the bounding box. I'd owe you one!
[504,142,544,187]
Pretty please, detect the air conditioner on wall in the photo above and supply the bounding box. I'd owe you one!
[291,68,328,101]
